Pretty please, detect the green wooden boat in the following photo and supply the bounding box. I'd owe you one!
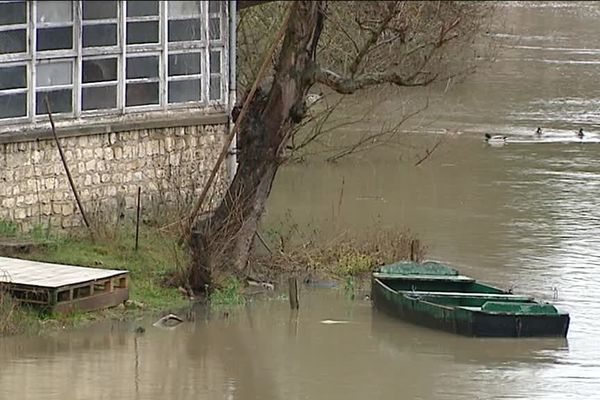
[371,261,570,337]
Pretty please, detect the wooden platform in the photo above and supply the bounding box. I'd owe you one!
[0,256,129,313]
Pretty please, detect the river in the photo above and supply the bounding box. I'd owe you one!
[2,2,600,399]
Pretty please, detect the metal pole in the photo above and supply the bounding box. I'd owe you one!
[135,187,141,252]
[227,0,238,181]
[44,97,92,231]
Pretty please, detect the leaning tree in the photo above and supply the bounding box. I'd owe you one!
[187,1,495,290]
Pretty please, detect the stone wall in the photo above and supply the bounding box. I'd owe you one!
[0,122,228,231]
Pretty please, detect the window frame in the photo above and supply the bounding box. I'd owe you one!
[0,0,228,127]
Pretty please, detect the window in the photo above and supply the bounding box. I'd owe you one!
[82,57,118,110]
[0,0,228,124]
[209,50,222,101]
[0,1,27,54]
[82,1,118,48]
[36,1,74,51]
[126,1,159,45]
[126,55,160,106]
[0,64,27,118]
[35,59,73,115]
[168,52,202,103]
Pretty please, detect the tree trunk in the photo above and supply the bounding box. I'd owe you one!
[189,1,325,291]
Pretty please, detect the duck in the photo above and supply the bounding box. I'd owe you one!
[577,128,584,139]
[536,127,542,136]
[484,133,507,146]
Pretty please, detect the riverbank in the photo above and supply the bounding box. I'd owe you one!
[0,217,424,336]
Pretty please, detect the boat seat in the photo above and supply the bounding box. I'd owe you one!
[403,291,534,302]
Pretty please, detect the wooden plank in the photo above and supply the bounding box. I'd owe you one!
[0,256,128,288]
[52,288,129,314]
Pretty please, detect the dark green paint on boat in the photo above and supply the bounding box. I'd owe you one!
[371,261,570,338]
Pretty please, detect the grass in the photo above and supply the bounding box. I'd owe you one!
[0,219,18,237]
[0,220,192,335]
[0,290,41,336]
[24,226,191,311]
[0,212,426,336]
[209,277,246,307]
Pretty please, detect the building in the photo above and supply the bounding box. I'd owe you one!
[0,0,238,229]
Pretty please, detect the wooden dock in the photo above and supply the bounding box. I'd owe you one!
[0,256,129,313]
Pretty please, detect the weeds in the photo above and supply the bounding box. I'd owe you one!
[250,217,426,282]
[209,278,246,307]
[0,219,18,237]
[0,288,40,336]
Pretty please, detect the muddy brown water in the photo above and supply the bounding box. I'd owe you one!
[2,2,600,399]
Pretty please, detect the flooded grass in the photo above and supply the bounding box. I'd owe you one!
[250,222,426,283]
[0,289,40,336]
[0,213,425,336]
[209,278,247,307]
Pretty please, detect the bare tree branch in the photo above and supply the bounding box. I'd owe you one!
[348,2,398,77]
[414,139,443,166]
[315,68,438,94]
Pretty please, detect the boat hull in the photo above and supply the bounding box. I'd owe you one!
[372,278,570,338]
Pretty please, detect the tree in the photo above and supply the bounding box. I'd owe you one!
[188,1,495,290]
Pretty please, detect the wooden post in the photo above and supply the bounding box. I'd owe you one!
[44,97,92,231]
[288,277,299,310]
[135,187,141,252]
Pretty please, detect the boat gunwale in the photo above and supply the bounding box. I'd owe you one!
[372,273,475,282]
[372,278,568,316]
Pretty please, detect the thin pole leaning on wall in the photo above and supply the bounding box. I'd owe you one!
[44,97,92,232]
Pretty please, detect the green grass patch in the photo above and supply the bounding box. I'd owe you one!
[23,226,190,311]
[0,223,192,335]
[0,219,18,237]
[209,278,246,308]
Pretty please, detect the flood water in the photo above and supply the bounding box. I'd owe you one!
[2,2,600,399]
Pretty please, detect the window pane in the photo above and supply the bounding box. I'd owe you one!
[37,61,72,87]
[127,21,159,44]
[168,1,200,18]
[209,76,221,100]
[168,53,200,76]
[37,1,72,23]
[126,82,159,106]
[83,86,117,110]
[83,58,117,83]
[0,93,27,118]
[127,1,158,17]
[83,24,117,47]
[36,89,72,114]
[126,56,158,79]
[168,19,201,42]
[37,27,73,51]
[0,1,26,25]
[209,17,220,40]
[0,30,26,54]
[208,1,221,13]
[169,79,200,103]
[83,0,117,20]
[210,51,221,73]
[0,65,26,90]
